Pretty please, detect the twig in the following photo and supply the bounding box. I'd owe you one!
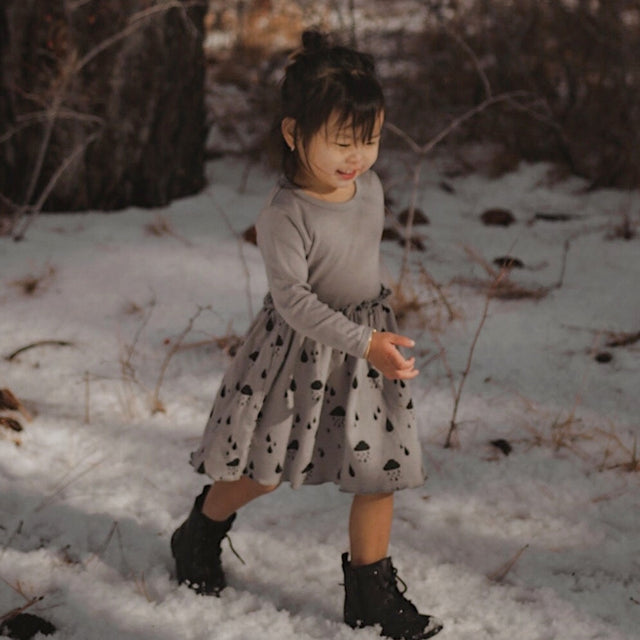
[445,269,507,448]
[0,596,45,625]
[20,57,74,219]
[207,191,254,319]
[5,340,74,362]
[0,108,103,145]
[87,521,119,564]
[120,297,156,388]
[9,1,204,239]
[150,305,211,414]
[13,132,100,240]
[440,18,492,100]
[1,520,23,554]
[487,544,529,582]
[418,264,456,322]
[606,330,640,348]
[84,371,91,424]
[35,458,104,512]
[385,90,534,287]
[74,1,206,74]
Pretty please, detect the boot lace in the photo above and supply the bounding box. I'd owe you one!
[225,534,246,565]
[383,567,419,615]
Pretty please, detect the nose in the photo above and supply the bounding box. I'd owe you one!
[346,148,363,165]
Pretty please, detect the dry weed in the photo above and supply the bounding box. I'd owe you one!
[454,243,571,301]
[9,265,56,296]
[144,215,174,237]
[606,212,638,241]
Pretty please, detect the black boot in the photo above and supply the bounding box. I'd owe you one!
[342,553,443,640]
[170,485,236,596]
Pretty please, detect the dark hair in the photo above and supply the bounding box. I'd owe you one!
[276,30,385,183]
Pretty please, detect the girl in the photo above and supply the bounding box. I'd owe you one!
[171,31,443,640]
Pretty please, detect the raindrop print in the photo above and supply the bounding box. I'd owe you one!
[249,350,259,362]
[383,459,401,482]
[354,440,371,463]
[386,419,394,432]
[240,384,253,396]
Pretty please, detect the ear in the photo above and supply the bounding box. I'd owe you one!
[281,117,297,151]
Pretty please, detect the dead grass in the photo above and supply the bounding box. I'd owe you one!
[453,243,571,301]
[8,265,56,296]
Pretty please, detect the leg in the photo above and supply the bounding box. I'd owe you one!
[344,492,443,638]
[171,476,278,595]
[202,475,279,521]
[349,492,394,566]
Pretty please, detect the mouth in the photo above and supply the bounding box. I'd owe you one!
[336,169,358,180]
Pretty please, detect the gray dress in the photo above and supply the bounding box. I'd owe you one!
[190,170,425,493]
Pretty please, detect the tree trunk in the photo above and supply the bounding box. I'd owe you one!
[0,0,206,213]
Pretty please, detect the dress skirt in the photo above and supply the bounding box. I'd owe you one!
[190,287,425,493]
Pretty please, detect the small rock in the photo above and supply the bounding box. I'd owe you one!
[398,207,430,225]
[242,224,257,245]
[493,256,524,269]
[490,439,512,456]
[480,208,516,226]
[0,416,23,432]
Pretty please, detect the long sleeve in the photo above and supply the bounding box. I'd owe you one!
[256,205,373,358]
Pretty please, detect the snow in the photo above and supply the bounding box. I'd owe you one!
[0,153,638,639]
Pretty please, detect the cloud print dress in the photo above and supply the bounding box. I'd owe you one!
[191,170,425,493]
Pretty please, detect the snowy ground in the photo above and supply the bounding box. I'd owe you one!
[0,152,639,639]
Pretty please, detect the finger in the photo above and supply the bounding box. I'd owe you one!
[390,351,416,370]
[393,367,419,380]
[402,356,416,369]
[385,332,416,349]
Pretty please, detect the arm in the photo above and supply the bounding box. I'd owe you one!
[256,206,372,357]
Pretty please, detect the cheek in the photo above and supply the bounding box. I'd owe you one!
[365,147,379,166]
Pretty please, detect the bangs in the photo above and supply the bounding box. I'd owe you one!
[332,73,385,142]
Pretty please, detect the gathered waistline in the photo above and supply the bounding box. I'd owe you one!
[262,285,391,315]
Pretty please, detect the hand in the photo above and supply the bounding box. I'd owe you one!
[366,331,419,380]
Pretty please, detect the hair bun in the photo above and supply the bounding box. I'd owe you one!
[301,30,329,53]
